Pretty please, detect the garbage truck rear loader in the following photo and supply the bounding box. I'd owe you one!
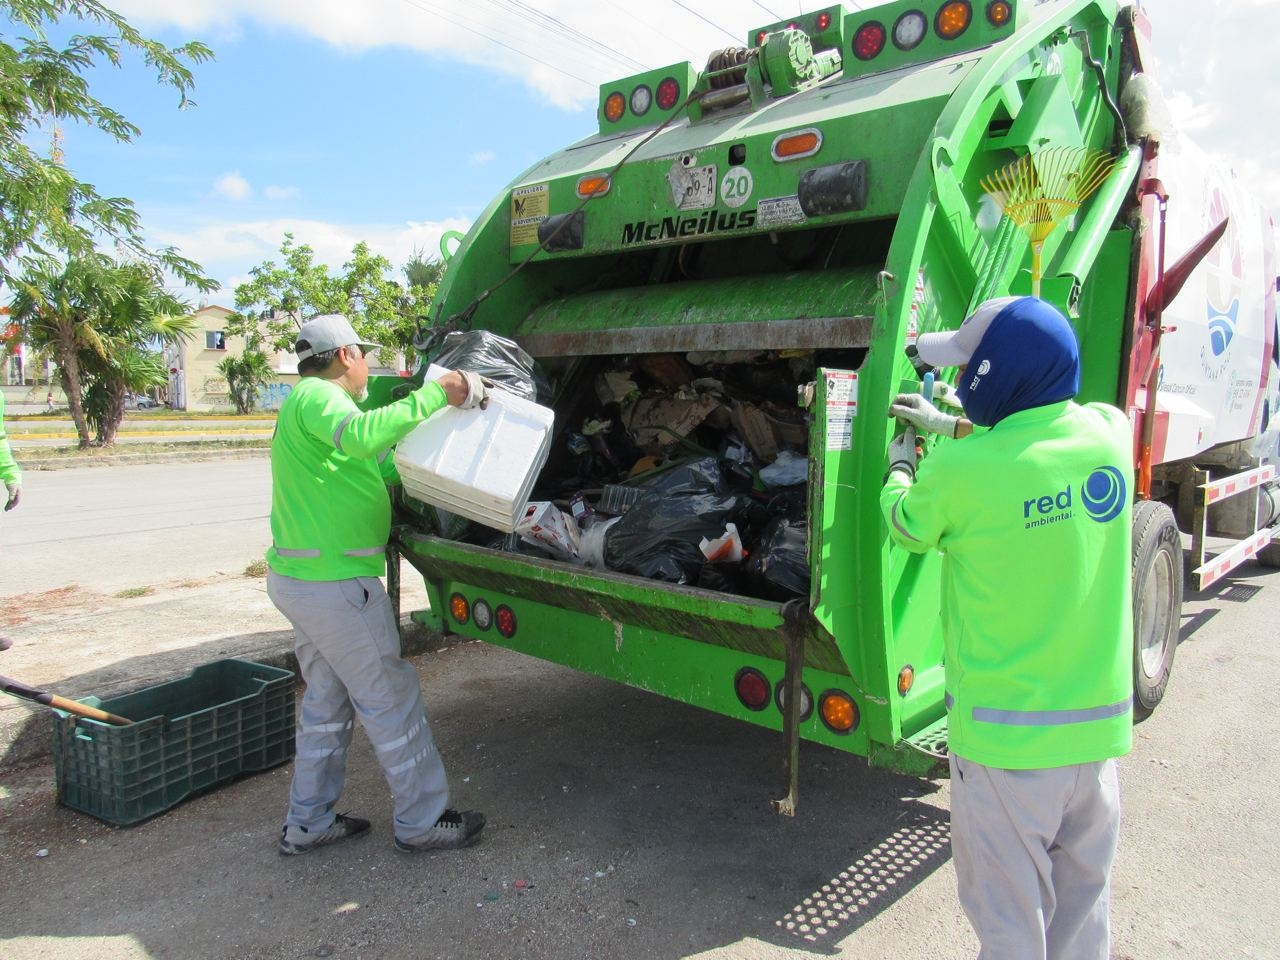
[385,0,1279,802]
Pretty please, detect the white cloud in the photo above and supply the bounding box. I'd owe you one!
[263,184,301,201]
[152,215,473,304]
[469,150,496,166]
[213,172,252,201]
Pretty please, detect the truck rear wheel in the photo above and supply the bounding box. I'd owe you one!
[1131,500,1183,722]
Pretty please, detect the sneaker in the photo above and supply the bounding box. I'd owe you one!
[394,809,486,853]
[278,813,371,856]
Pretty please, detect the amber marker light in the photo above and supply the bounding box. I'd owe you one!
[772,128,823,161]
[819,690,859,734]
[449,592,470,625]
[898,665,916,697]
[576,174,611,199]
[603,91,626,122]
[985,0,1012,26]
[936,1,972,39]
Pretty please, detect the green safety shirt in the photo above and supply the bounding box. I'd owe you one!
[0,391,21,487]
[267,377,448,581]
[880,400,1133,769]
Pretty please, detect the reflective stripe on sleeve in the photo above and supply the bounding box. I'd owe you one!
[971,697,1132,726]
[333,412,357,452]
[889,492,921,542]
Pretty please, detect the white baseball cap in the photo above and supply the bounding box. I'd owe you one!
[915,296,1023,368]
[295,314,382,362]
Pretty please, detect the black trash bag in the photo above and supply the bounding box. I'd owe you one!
[603,458,750,584]
[427,329,551,402]
[745,515,810,599]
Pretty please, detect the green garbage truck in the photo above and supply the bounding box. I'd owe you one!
[381,0,1280,806]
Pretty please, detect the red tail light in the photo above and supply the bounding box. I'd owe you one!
[852,21,886,60]
[756,29,768,45]
[735,668,771,711]
[495,604,517,638]
[816,12,832,31]
[656,76,681,110]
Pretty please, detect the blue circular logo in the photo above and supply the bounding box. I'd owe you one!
[1082,466,1126,523]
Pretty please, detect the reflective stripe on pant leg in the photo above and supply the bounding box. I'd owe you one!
[1044,759,1119,960]
[268,571,356,833]
[268,572,449,839]
[950,755,1074,960]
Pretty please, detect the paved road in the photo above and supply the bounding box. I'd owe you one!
[0,461,1277,959]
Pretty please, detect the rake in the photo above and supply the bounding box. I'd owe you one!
[980,146,1116,297]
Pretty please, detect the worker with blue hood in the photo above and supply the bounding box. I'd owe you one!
[881,297,1134,960]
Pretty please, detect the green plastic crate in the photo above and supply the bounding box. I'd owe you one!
[53,659,296,826]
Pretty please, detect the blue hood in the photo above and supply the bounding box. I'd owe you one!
[956,298,1080,427]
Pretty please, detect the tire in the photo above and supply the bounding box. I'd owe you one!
[1131,500,1183,722]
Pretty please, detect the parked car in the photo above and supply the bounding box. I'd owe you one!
[125,393,161,410]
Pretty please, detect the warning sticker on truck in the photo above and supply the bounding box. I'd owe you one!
[510,183,549,247]
[825,370,858,452]
[757,196,807,228]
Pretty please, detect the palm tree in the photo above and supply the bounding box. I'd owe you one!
[9,255,196,446]
[217,346,275,414]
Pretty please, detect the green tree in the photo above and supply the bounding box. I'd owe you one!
[217,346,274,415]
[0,0,215,288]
[227,234,438,369]
[9,254,196,445]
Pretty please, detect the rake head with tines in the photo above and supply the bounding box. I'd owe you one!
[980,146,1116,297]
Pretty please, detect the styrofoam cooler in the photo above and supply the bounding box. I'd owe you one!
[394,364,555,532]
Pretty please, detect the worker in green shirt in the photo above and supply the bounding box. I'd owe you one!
[0,389,20,651]
[881,297,1133,960]
[268,313,487,856]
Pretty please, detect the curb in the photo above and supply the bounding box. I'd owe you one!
[0,619,456,771]
[16,447,271,471]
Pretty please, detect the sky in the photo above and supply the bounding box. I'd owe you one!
[15,0,1280,309]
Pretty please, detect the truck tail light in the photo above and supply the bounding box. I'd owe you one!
[816,12,832,31]
[495,604,517,638]
[603,91,626,122]
[472,598,493,631]
[656,76,681,110]
[735,667,771,711]
[852,21,886,60]
[449,592,470,624]
[629,84,652,117]
[985,1,1012,27]
[819,690,859,734]
[936,1,972,39]
[893,10,928,50]
[774,680,814,722]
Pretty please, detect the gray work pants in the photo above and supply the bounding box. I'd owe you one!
[949,754,1120,960]
[268,571,449,842]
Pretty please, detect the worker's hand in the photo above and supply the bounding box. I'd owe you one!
[888,393,959,438]
[4,482,20,512]
[886,427,917,481]
[435,370,470,407]
[457,370,489,411]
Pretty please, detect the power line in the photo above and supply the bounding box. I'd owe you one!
[396,0,597,89]
[596,0,707,62]
[489,0,651,73]
[667,0,743,45]
[750,0,784,20]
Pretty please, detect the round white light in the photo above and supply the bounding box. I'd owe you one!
[893,11,928,50]
[472,599,493,631]
[630,85,652,117]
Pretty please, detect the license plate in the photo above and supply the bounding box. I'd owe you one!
[669,163,717,210]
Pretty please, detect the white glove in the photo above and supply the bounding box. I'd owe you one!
[457,370,489,411]
[888,393,960,438]
[931,380,964,411]
[5,482,20,512]
[886,427,917,481]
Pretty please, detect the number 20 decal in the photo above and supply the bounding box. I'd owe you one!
[720,168,754,208]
